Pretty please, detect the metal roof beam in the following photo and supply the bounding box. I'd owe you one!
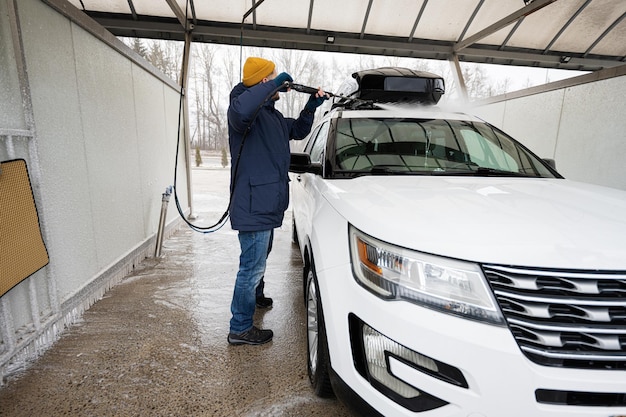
[164,0,191,31]
[450,54,468,102]
[458,0,485,43]
[189,0,198,25]
[306,0,314,34]
[50,0,626,74]
[458,47,611,69]
[164,0,184,28]
[454,0,557,52]
[126,0,138,20]
[408,0,429,42]
[499,17,524,51]
[543,0,591,54]
[360,0,374,40]
[89,13,622,70]
[584,11,626,57]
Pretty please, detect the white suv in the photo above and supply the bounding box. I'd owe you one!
[290,68,626,417]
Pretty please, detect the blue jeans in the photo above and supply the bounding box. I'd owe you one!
[230,229,273,334]
[255,229,273,299]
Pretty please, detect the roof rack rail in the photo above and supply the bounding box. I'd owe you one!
[330,99,379,111]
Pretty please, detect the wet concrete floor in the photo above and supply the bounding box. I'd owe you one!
[0,165,355,416]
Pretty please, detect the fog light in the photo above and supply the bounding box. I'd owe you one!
[363,324,437,398]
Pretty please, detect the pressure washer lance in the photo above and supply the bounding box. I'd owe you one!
[284,81,336,97]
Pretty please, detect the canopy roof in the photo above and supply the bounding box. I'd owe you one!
[66,0,626,72]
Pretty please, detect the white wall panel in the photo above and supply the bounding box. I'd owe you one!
[73,27,146,274]
[556,78,626,190]
[1,0,186,380]
[19,0,99,302]
[470,101,505,131]
[474,74,626,191]
[0,0,26,131]
[132,65,176,237]
[500,90,564,160]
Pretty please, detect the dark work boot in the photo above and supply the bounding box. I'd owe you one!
[256,295,273,309]
[227,326,273,345]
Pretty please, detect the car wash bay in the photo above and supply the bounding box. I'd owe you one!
[2,1,626,415]
[0,166,354,416]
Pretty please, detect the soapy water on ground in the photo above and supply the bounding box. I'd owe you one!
[0,165,355,417]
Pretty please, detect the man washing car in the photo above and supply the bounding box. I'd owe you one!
[226,57,328,345]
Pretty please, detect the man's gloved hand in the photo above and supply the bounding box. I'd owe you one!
[305,90,329,112]
[273,72,293,92]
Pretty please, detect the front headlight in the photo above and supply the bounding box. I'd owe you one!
[349,225,504,324]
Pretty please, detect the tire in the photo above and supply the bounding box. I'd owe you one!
[302,261,309,306]
[291,217,299,245]
[306,264,334,398]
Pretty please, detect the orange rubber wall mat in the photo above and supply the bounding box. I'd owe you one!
[0,159,49,297]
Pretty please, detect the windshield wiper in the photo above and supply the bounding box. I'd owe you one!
[428,167,537,177]
[370,166,394,175]
[472,167,534,177]
[333,169,433,178]
[335,166,537,178]
[369,166,437,175]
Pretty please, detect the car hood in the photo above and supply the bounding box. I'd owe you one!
[321,176,626,270]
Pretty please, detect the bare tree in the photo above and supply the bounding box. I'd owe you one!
[192,43,230,151]
[120,37,513,140]
[120,37,183,83]
[163,41,183,83]
[223,47,240,90]
[191,65,205,149]
[460,64,510,99]
[128,37,148,59]
[145,41,181,82]
[270,49,308,116]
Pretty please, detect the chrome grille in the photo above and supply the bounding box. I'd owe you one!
[483,265,626,369]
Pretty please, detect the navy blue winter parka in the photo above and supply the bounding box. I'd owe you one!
[227,81,314,231]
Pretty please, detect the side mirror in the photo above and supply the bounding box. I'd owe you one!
[542,158,557,170]
[290,153,323,175]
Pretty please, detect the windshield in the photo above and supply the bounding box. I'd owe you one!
[331,118,558,178]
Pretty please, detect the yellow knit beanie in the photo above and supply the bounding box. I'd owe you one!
[242,57,276,87]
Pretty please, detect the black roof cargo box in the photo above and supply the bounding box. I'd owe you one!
[335,67,445,105]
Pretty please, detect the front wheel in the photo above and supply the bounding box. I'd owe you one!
[306,265,334,398]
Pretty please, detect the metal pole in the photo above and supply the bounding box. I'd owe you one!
[449,54,468,103]
[181,29,197,220]
[154,187,172,257]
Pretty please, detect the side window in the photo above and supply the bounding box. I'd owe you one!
[309,122,330,163]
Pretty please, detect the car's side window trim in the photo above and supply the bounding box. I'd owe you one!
[304,125,323,154]
[309,122,330,164]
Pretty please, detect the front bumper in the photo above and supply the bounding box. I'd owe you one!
[317,262,626,417]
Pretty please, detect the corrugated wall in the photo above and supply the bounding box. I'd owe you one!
[0,0,189,382]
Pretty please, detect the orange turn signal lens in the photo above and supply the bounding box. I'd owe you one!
[357,237,382,275]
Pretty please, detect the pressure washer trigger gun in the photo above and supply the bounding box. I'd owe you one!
[284,82,335,97]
